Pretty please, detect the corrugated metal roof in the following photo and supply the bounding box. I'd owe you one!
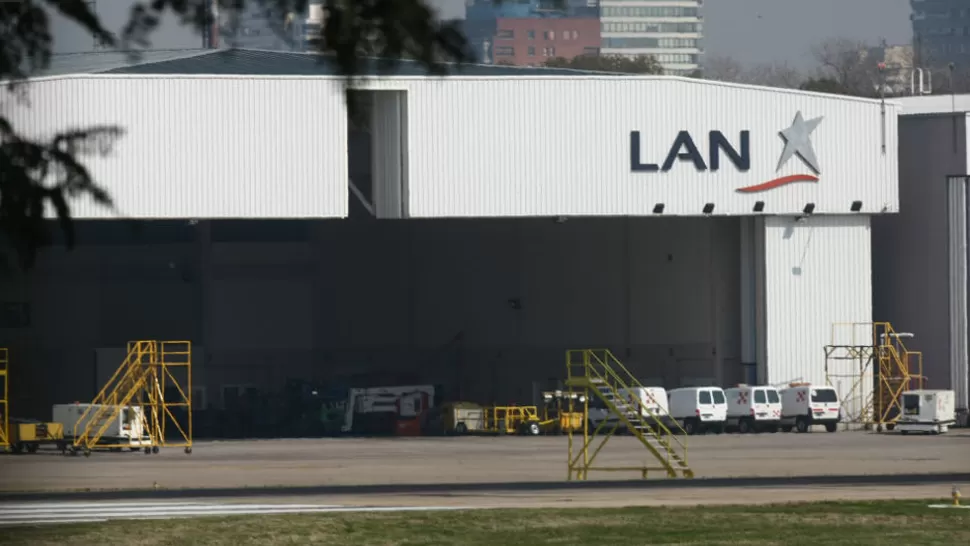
[99,48,616,77]
[38,49,214,77]
[899,93,970,115]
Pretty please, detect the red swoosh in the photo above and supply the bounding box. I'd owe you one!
[735,174,819,193]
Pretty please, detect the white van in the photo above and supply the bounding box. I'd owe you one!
[780,383,841,433]
[668,387,728,435]
[588,386,669,432]
[724,385,782,433]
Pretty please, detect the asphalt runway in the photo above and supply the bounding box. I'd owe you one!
[0,431,966,509]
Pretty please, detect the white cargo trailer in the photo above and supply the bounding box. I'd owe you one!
[341,385,435,433]
[897,390,956,434]
[52,403,150,448]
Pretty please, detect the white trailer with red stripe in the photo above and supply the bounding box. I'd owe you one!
[724,385,782,433]
[779,383,841,433]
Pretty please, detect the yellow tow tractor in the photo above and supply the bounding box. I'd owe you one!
[483,405,543,436]
[540,390,585,433]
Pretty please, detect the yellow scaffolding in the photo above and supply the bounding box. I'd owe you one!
[71,340,193,456]
[824,322,925,432]
[0,348,8,450]
[565,349,692,480]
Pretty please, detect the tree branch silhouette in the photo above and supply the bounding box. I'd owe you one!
[0,0,476,268]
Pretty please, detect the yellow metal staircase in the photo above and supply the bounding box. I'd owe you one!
[565,349,692,480]
[0,348,8,449]
[872,323,924,431]
[824,322,925,431]
[71,341,156,454]
[71,340,194,456]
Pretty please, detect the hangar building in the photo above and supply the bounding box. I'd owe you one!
[873,93,970,421]
[0,49,899,421]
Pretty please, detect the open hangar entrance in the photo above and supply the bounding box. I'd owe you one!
[0,213,742,435]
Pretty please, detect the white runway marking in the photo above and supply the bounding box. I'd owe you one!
[0,500,464,526]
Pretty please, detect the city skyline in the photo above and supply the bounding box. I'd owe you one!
[49,0,915,71]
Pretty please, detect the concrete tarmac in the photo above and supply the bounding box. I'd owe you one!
[0,431,966,508]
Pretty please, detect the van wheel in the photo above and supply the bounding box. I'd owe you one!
[738,419,752,434]
[683,419,697,436]
[795,417,810,433]
[781,425,793,433]
[825,422,838,433]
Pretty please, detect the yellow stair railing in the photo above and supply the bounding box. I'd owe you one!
[565,349,692,480]
[72,341,157,454]
[0,348,9,449]
[71,340,194,456]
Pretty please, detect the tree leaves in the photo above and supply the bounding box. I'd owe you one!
[544,54,663,75]
[0,119,121,267]
[1,0,473,269]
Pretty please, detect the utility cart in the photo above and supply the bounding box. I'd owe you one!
[7,419,65,454]
[898,389,956,435]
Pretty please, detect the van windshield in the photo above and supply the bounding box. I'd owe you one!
[766,390,780,404]
[811,389,838,403]
[712,390,725,404]
[698,391,712,404]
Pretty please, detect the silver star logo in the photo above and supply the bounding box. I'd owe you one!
[777,111,823,174]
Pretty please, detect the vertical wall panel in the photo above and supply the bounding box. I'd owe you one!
[763,215,873,398]
[947,176,969,412]
[372,91,407,219]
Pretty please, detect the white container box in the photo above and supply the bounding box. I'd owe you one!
[52,403,149,446]
[897,390,956,434]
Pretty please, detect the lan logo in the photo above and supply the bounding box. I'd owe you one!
[735,111,824,193]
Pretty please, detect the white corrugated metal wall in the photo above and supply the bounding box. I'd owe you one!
[1,217,741,416]
[762,215,873,416]
[2,76,349,219]
[361,77,899,218]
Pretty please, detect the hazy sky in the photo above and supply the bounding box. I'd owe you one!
[51,0,914,69]
[702,0,913,68]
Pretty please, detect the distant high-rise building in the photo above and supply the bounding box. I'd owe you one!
[910,0,970,67]
[465,0,600,64]
[599,0,702,75]
[492,16,601,66]
[216,0,303,50]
